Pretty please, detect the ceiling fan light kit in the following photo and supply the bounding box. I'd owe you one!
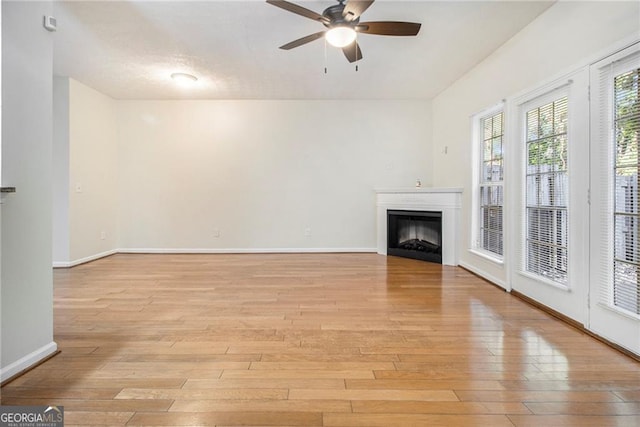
[325,26,357,48]
[266,0,421,63]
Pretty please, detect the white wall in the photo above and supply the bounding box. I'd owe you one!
[117,100,431,251]
[1,0,57,380]
[431,1,640,285]
[68,79,118,262]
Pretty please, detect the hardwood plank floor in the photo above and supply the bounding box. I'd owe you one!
[1,253,639,426]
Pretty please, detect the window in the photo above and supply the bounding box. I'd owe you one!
[613,67,640,315]
[476,110,504,258]
[524,97,568,284]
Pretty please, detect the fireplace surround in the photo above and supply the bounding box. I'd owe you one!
[376,188,462,266]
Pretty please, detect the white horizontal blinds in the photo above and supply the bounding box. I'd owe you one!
[613,66,640,315]
[525,97,568,284]
[479,112,504,256]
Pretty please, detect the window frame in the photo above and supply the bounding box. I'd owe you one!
[514,85,573,291]
[471,103,505,263]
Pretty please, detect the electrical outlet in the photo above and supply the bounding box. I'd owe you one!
[100,231,106,240]
[75,183,82,193]
[304,228,311,237]
[213,228,220,238]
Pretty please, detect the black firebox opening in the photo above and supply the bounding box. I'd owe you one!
[387,210,442,264]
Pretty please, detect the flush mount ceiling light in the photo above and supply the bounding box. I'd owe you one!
[325,26,356,48]
[171,72,198,86]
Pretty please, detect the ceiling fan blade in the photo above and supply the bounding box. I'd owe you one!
[342,41,363,63]
[357,21,421,36]
[266,0,328,23]
[342,0,375,22]
[279,31,326,50]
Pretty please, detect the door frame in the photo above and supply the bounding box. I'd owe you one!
[507,69,591,324]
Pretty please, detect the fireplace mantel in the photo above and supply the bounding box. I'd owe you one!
[376,188,462,266]
[375,187,463,194]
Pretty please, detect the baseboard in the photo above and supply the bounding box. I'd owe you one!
[459,260,508,290]
[118,247,378,254]
[510,290,640,363]
[53,249,117,268]
[0,341,58,384]
[52,248,378,268]
[462,263,640,362]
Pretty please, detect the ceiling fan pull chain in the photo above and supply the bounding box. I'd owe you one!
[355,33,359,72]
[324,37,328,74]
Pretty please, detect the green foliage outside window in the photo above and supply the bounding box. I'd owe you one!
[615,70,640,175]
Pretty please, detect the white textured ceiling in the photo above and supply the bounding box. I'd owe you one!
[52,0,553,99]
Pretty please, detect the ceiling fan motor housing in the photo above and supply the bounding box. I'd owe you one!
[322,4,359,28]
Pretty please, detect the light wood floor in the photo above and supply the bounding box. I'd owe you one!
[2,253,640,426]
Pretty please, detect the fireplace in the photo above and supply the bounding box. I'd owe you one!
[387,210,442,264]
[376,188,461,266]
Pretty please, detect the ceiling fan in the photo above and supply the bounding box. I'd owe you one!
[266,0,421,63]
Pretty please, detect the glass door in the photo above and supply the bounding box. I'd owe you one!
[509,69,590,323]
[589,43,640,354]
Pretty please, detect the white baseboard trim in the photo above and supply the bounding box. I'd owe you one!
[459,260,509,291]
[0,341,58,383]
[53,249,117,268]
[52,248,377,268]
[118,247,378,254]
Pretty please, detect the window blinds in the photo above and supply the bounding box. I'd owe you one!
[524,97,569,284]
[593,50,640,318]
[479,112,504,256]
[612,66,640,315]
